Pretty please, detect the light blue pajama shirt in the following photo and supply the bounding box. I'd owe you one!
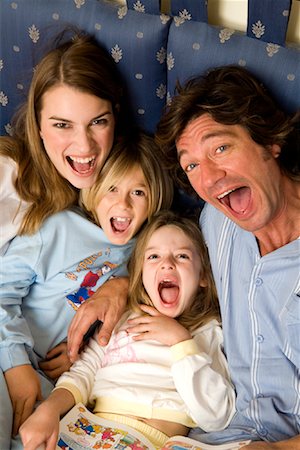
[191,203,300,444]
[0,208,134,450]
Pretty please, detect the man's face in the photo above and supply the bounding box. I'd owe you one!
[176,114,283,234]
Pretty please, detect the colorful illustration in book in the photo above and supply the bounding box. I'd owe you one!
[57,409,150,450]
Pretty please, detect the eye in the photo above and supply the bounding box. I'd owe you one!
[216,145,228,154]
[132,189,146,197]
[91,117,108,126]
[108,186,117,192]
[147,254,159,260]
[177,253,190,259]
[185,162,199,173]
[53,122,69,129]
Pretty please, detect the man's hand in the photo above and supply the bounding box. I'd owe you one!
[67,277,129,362]
[4,365,42,436]
[39,342,71,380]
[126,304,192,346]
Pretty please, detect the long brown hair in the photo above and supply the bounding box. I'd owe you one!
[0,32,125,235]
[128,211,220,331]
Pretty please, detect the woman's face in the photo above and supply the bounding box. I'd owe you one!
[39,84,115,189]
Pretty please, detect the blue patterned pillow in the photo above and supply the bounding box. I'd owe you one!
[166,19,300,114]
[0,0,171,135]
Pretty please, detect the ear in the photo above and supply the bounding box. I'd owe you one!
[199,277,208,288]
[114,103,120,114]
[269,144,281,158]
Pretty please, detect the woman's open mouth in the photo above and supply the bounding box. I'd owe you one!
[67,155,96,175]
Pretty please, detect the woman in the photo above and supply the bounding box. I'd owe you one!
[0,30,133,450]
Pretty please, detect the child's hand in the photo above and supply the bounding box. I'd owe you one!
[4,365,43,436]
[127,305,192,346]
[19,402,59,450]
[39,342,71,380]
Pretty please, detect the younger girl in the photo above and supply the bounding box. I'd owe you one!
[0,132,173,448]
[19,211,235,450]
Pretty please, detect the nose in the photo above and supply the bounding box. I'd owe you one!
[116,192,131,209]
[161,255,175,270]
[75,127,93,153]
[200,160,226,189]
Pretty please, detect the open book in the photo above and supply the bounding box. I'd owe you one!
[57,403,251,450]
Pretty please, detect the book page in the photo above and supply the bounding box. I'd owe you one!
[57,403,251,450]
[162,435,251,450]
[57,403,155,450]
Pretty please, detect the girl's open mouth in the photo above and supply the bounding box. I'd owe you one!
[110,217,131,233]
[158,280,179,305]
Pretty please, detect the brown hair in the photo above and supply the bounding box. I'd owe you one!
[0,32,126,235]
[128,210,220,330]
[81,131,174,224]
[156,65,300,191]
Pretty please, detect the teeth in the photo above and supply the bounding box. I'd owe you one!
[160,279,171,283]
[218,189,235,199]
[69,156,95,163]
[112,217,130,222]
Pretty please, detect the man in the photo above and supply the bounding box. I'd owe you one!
[156,65,300,449]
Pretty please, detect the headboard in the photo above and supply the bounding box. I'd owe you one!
[0,0,299,137]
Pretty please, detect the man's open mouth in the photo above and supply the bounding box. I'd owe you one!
[218,186,251,215]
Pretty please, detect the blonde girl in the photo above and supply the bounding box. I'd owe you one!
[19,211,235,450]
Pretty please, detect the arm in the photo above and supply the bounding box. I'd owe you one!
[5,365,42,436]
[0,155,28,255]
[19,388,74,450]
[20,336,106,450]
[171,321,235,432]
[0,235,42,434]
[67,276,128,362]
[241,436,300,449]
[127,306,235,429]
[56,333,106,405]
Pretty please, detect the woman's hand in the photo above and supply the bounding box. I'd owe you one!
[39,342,71,380]
[67,277,129,362]
[4,365,43,436]
[127,304,192,346]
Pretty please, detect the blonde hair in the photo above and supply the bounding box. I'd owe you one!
[80,132,174,225]
[128,211,220,330]
[0,32,125,235]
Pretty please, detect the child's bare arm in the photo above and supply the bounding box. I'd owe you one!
[19,388,74,450]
